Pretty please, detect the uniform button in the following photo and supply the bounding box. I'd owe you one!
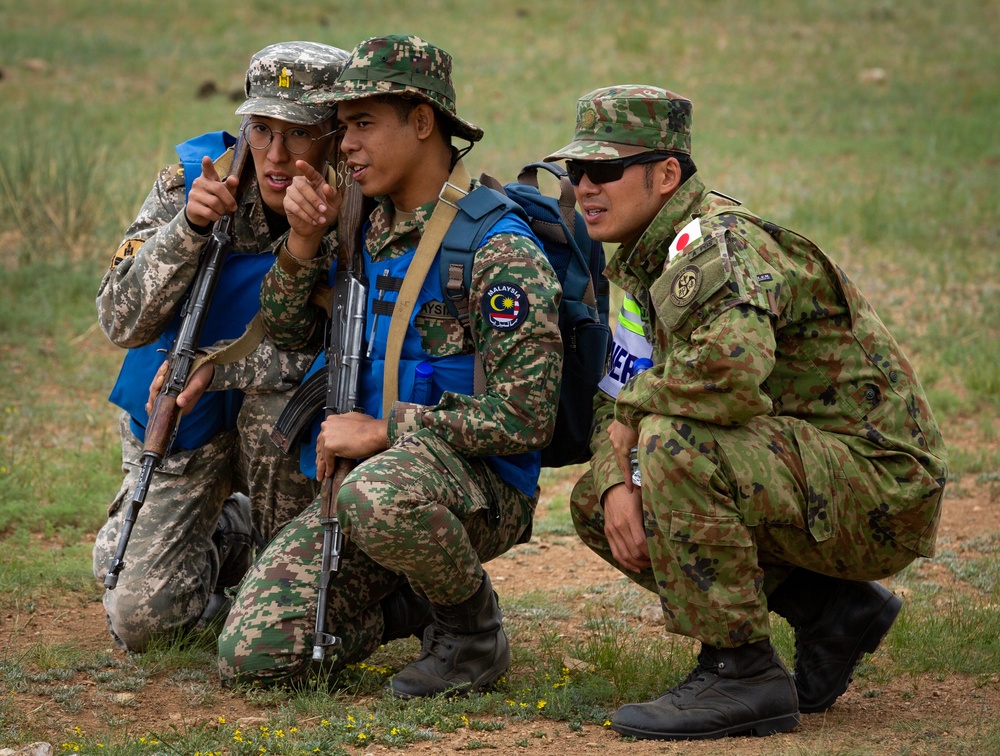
[865,389,877,401]
[889,371,898,382]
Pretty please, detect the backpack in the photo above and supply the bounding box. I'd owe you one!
[439,162,612,468]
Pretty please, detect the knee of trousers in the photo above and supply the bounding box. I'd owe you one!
[217,625,308,685]
[217,602,384,686]
[104,578,210,652]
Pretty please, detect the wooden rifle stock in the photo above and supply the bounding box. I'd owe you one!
[103,117,252,590]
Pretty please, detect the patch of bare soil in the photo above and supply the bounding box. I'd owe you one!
[3,466,999,754]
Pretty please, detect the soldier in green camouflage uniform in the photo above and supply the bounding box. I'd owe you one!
[217,35,562,698]
[544,86,947,741]
[93,42,349,652]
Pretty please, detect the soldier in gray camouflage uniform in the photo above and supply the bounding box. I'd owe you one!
[545,86,947,740]
[93,42,349,652]
[217,35,562,698]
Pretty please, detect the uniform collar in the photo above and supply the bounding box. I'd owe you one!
[364,177,480,259]
[606,174,708,291]
[365,195,435,258]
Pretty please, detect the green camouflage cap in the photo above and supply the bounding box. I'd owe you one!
[545,85,692,161]
[235,41,350,125]
[301,34,484,143]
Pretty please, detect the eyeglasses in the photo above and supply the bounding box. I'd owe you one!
[243,122,339,155]
[565,153,670,186]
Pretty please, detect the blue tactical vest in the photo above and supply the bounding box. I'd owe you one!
[108,131,269,451]
[300,213,542,498]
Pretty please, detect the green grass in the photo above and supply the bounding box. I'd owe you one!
[1,0,999,752]
[3,567,997,752]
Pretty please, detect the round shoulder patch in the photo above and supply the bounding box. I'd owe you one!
[110,238,144,270]
[481,281,529,331]
[669,264,702,307]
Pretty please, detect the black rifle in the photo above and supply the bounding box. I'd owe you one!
[310,256,367,658]
[103,117,252,590]
[309,179,368,661]
[267,164,369,661]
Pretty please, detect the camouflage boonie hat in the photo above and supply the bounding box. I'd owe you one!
[545,85,692,161]
[235,41,350,125]
[301,34,484,143]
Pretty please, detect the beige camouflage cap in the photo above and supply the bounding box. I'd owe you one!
[301,34,484,143]
[235,41,350,125]
[545,85,692,161]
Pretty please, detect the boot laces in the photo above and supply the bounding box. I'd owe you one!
[419,626,456,663]
[666,660,716,698]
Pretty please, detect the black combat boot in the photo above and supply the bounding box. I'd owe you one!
[213,493,256,589]
[768,569,902,713]
[195,493,256,633]
[388,573,509,699]
[610,639,800,740]
[380,583,433,644]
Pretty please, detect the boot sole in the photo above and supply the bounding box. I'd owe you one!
[389,673,504,700]
[388,654,510,700]
[798,591,903,714]
[611,712,801,741]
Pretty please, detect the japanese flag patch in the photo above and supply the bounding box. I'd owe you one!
[668,217,703,262]
[481,282,529,331]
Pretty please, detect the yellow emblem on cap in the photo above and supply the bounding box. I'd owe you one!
[581,107,597,131]
[278,67,292,88]
[669,265,702,307]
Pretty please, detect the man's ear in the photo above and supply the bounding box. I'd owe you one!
[411,103,437,140]
[659,156,683,198]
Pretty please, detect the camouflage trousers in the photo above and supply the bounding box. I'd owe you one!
[218,428,535,685]
[92,389,319,651]
[572,413,931,649]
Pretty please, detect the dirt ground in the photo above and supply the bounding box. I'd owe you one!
[3,462,999,754]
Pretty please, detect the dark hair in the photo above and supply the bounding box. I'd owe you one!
[673,152,698,183]
[643,151,697,191]
[367,94,455,142]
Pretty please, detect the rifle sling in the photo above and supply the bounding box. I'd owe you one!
[381,161,471,419]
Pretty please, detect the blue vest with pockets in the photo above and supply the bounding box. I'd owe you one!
[299,211,541,499]
[108,131,269,451]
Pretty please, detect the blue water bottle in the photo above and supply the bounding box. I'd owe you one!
[413,361,434,405]
[629,358,654,487]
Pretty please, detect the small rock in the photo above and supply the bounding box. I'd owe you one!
[0,744,54,756]
[858,67,888,84]
[563,657,589,671]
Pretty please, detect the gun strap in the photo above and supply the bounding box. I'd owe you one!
[381,160,471,418]
[189,312,268,379]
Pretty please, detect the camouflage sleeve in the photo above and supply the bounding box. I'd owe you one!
[96,164,212,348]
[259,240,335,351]
[587,384,627,504]
[614,240,777,431]
[388,232,563,456]
[206,335,319,392]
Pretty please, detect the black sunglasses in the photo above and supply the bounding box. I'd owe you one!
[565,153,670,186]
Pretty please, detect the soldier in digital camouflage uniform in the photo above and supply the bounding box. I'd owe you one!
[93,42,350,652]
[544,85,947,741]
[217,35,562,698]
